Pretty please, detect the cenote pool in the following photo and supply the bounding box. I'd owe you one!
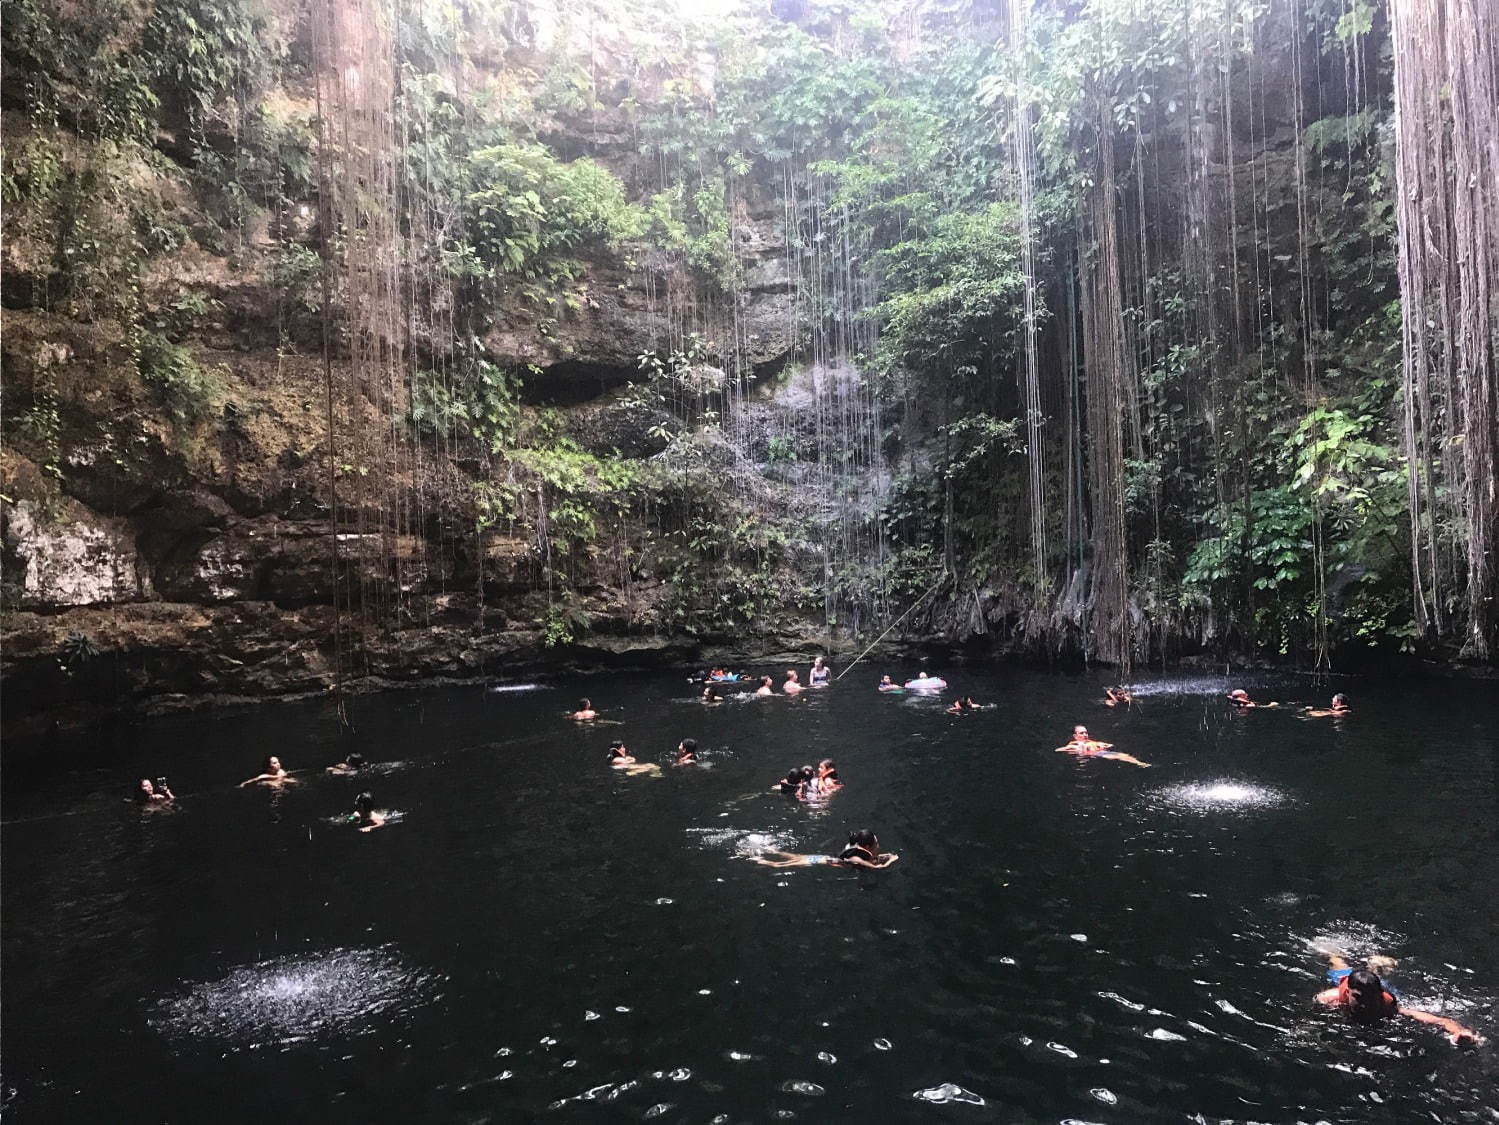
[3,666,1496,1122]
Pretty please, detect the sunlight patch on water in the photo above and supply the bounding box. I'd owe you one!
[151,947,433,1047]
[684,827,797,857]
[487,683,548,693]
[1145,780,1292,814]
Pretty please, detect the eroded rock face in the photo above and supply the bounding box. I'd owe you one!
[3,499,152,608]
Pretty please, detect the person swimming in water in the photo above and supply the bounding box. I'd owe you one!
[755,675,775,697]
[1302,692,1350,718]
[809,656,831,686]
[1104,686,1133,708]
[877,675,901,693]
[815,759,840,791]
[240,755,295,787]
[1227,688,1278,709]
[137,778,175,803]
[607,741,636,766]
[783,669,804,696]
[351,791,385,832]
[1055,725,1151,768]
[945,696,981,715]
[571,698,598,721]
[1314,949,1482,1044]
[752,828,899,869]
[675,738,699,765]
[326,752,366,776]
[771,765,813,795]
[700,686,722,705]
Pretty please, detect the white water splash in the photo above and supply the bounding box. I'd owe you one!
[151,947,432,1046]
[487,683,547,693]
[912,1083,985,1105]
[1145,780,1292,814]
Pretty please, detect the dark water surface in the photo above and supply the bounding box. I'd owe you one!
[4,667,1497,1122]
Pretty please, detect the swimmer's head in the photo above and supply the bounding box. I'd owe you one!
[678,738,697,756]
[818,758,838,779]
[608,740,628,758]
[761,675,773,687]
[786,669,799,681]
[266,756,282,772]
[137,778,156,801]
[813,656,826,666]
[1331,693,1347,707]
[880,675,892,684]
[355,791,374,815]
[848,827,878,850]
[578,698,591,710]
[346,752,365,769]
[1343,969,1390,1022]
[1073,725,1089,739]
[1228,689,1251,702]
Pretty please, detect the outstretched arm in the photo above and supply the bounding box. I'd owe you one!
[1403,1007,1484,1044]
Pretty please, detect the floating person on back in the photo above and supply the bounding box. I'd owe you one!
[945,696,981,715]
[877,675,902,693]
[756,676,775,698]
[1302,693,1350,718]
[137,777,175,804]
[570,698,599,721]
[905,670,947,692]
[783,669,804,696]
[1314,948,1483,1045]
[809,656,831,686]
[1104,687,1133,708]
[326,752,366,776]
[240,755,295,787]
[351,791,385,833]
[752,828,898,869]
[1054,725,1150,768]
[675,738,699,765]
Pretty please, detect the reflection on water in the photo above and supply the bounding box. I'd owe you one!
[487,683,548,693]
[151,947,434,1047]
[1145,780,1293,813]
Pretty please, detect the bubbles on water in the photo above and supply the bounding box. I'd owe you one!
[912,1083,985,1105]
[1305,920,1406,961]
[584,1010,600,1021]
[1070,933,1088,943]
[780,1080,824,1096]
[1090,1088,1118,1105]
[872,1038,892,1051]
[1046,1042,1079,1058]
[816,1051,836,1065]
[684,827,796,857]
[150,947,432,1047]
[727,1050,757,1061]
[1145,780,1292,814]
[1146,1028,1186,1041]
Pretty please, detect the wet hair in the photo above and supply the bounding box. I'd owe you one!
[786,669,799,680]
[1228,689,1250,701]
[136,779,155,803]
[779,768,804,792]
[608,740,627,758]
[264,756,281,772]
[1332,693,1347,706]
[800,765,815,779]
[679,738,698,757]
[818,758,838,780]
[760,675,773,686]
[1344,969,1391,1022]
[1073,725,1089,737]
[355,792,374,816]
[847,827,877,849]
[578,698,591,710]
[346,753,366,769]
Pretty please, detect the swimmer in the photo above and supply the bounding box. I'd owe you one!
[815,758,840,790]
[1054,725,1150,768]
[240,755,295,787]
[326,752,366,776]
[1315,950,1483,1045]
[1104,686,1133,708]
[1227,688,1278,709]
[756,675,775,698]
[570,698,598,721]
[700,686,722,705]
[1302,692,1350,718]
[877,674,902,693]
[137,777,174,803]
[351,791,385,832]
[675,738,699,765]
[607,740,636,767]
[752,828,898,869]
[809,656,831,685]
[945,696,980,715]
[771,765,813,795]
[783,669,804,696]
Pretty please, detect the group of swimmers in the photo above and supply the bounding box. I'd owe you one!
[1227,687,1351,718]
[135,750,387,831]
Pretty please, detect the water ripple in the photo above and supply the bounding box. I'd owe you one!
[912,1082,985,1105]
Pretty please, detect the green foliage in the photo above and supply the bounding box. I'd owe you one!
[136,331,221,425]
[409,359,519,451]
